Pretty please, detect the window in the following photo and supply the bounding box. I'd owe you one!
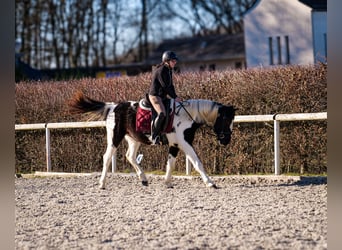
[209,64,216,71]
[268,37,274,65]
[235,62,242,69]
[199,65,206,71]
[277,36,282,64]
[268,35,290,65]
[285,35,290,64]
[324,33,327,59]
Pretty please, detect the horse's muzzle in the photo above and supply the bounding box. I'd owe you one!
[218,134,231,145]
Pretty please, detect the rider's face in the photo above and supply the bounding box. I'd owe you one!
[169,59,177,68]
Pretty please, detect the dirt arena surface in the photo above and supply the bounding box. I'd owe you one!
[15,173,327,249]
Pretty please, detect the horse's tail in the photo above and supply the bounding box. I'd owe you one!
[68,91,114,121]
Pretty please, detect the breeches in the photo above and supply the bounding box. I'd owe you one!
[148,95,166,115]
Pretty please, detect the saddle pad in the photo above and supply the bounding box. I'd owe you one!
[136,106,175,133]
[136,106,151,133]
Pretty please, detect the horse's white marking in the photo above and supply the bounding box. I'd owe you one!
[99,103,117,189]
[179,100,219,126]
[230,120,234,131]
[105,105,116,130]
[99,125,116,189]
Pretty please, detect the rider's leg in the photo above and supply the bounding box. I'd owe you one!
[148,95,166,114]
[149,95,166,144]
[153,112,165,143]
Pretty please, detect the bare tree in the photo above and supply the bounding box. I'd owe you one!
[15,0,257,72]
[139,0,147,61]
[108,0,121,64]
[20,0,32,66]
[189,0,257,35]
[100,0,108,67]
[138,0,159,61]
[48,0,60,69]
[83,0,93,67]
[161,0,199,36]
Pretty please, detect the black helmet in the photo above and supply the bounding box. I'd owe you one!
[162,51,178,62]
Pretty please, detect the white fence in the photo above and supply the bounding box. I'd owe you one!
[15,112,327,175]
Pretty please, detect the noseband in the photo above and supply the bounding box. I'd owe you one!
[218,130,232,139]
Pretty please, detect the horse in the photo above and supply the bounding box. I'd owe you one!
[69,92,236,189]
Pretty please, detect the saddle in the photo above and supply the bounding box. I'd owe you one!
[136,97,175,134]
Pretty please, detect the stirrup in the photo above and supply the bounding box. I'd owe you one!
[152,135,161,145]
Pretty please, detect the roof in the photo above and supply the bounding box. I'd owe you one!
[298,0,327,10]
[145,33,245,64]
[245,0,327,15]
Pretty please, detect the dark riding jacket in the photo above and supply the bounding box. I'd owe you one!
[149,64,177,100]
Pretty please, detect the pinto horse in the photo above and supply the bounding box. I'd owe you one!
[69,92,236,189]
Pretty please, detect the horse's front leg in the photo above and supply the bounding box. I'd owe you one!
[181,143,217,188]
[165,145,179,188]
[125,136,148,186]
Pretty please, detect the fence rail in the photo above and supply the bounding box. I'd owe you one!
[15,112,327,175]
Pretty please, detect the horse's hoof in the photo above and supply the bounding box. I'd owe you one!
[208,183,219,189]
[99,183,105,189]
[165,182,174,188]
[142,181,148,186]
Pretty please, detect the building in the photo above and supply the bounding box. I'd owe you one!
[244,0,327,68]
[145,33,246,72]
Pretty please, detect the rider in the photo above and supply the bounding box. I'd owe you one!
[148,51,182,145]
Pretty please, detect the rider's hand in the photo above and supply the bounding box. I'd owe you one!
[175,97,182,102]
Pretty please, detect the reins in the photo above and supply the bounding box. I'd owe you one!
[177,101,195,121]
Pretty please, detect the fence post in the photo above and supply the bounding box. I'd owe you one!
[186,156,191,175]
[111,153,116,173]
[274,119,280,175]
[45,126,51,172]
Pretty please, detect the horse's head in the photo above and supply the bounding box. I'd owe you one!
[213,105,237,145]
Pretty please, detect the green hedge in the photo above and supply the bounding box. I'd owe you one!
[15,64,327,175]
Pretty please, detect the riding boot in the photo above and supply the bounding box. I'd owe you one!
[152,112,165,145]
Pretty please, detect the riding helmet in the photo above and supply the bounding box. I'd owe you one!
[162,51,178,62]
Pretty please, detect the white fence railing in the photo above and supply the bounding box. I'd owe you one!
[15,112,327,175]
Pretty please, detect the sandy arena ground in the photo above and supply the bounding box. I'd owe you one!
[15,173,327,249]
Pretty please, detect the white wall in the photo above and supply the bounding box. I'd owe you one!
[178,59,245,73]
[244,0,314,68]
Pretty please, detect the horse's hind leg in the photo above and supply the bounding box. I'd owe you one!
[99,126,121,189]
[125,135,148,186]
[99,143,116,189]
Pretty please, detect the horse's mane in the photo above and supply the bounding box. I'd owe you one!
[178,99,220,125]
